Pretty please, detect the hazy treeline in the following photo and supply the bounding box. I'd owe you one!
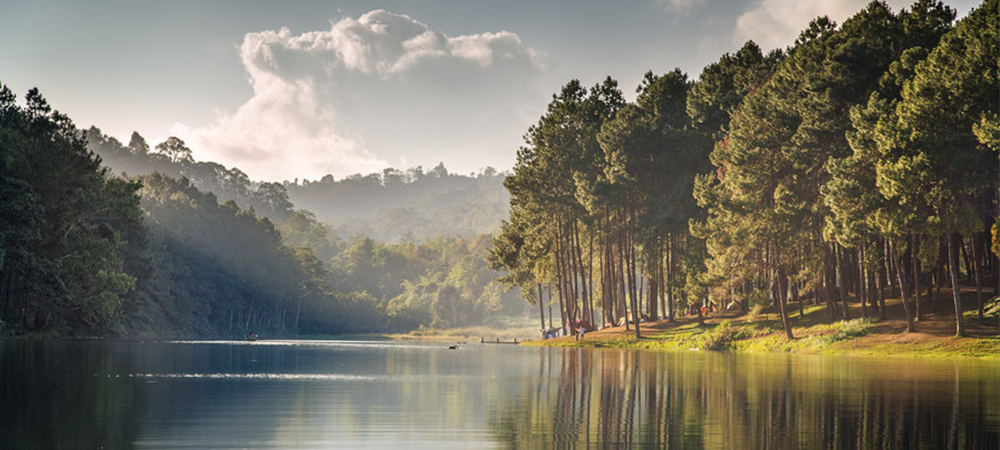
[1,89,523,337]
[88,130,510,242]
[491,0,998,337]
[286,165,509,242]
[85,129,295,221]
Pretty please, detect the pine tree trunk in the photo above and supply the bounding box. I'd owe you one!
[960,237,973,283]
[911,234,922,321]
[795,279,803,318]
[555,229,568,327]
[563,222,578,324]
[667,235,675,322]
[859,246,868,319]
[947,234,965,337]
[588,229,595,326]
[876,257,887,321]
[618,227,629,331]
[572,220,589,325]
[659,247,667,320]
[556,278,566,335]
[891,241,916,332]
[628,208,640,339]
[648,272,658,321]
[926,265,934,307]
[547,285,554,329]
[970,233,983,322]
[825,244,837,319]
[884,239,894,296]
[837,242,849,320]
[601,222,612,326]
[774,241,794,340]
[935,237,947,305]
[538,283,545,330]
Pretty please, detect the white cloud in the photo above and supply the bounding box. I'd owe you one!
[732,0,912,51]
[175,10,543,182]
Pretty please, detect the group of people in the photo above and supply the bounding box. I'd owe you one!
[540,320,593,341]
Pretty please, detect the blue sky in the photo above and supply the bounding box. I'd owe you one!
[1,0,981,181]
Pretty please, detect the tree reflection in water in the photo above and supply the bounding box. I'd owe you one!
[2,341,996,449]
[491,348,998,450]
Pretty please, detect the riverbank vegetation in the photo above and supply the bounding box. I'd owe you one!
[492,0,998,344]
[526,292,999,359]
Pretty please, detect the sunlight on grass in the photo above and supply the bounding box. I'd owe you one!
[527,296,999,359]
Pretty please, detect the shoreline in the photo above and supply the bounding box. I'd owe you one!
[521,297,999,360]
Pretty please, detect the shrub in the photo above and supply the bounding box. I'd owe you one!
[825,318,874,343]
[700,321,754,350]
[746,304,766,322]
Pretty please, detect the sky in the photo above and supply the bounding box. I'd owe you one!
[1,0,981,182]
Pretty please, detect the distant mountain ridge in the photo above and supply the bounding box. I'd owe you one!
[86,128,510,241]
[286,164,509,241]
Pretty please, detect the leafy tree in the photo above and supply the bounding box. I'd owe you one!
[154,136,193,163]
[253,181,293,220]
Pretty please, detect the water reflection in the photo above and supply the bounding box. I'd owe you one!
[1,340,996,449]
[493,348,999,450]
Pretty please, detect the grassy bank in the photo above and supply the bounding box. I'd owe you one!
[387,324,538,343]
[523,294,1000,359]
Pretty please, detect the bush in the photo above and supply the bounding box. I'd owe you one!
[825,318,874,343]
[700,321,754,350]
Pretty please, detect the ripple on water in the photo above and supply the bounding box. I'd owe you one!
[128,372,487,382]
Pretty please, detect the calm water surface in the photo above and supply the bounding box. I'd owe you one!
[1,339,997,449]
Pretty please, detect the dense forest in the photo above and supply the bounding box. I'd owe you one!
[490,0,998,338]
[1,92,522,337]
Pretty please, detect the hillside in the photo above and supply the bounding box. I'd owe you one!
[285,165,509,242]
[85,130,510,241]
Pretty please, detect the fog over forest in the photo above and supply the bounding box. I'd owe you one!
[87,131,511,242]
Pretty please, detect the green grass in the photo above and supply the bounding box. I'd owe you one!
[527,310,998,359]
[825,336,1000,359]
[393,324,539,342]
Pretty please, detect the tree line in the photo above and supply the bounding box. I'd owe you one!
[88,129,512,243]
[490,0,998,338]
[1,89,524,337]
[284,165,509,242]
[85,129,295,221]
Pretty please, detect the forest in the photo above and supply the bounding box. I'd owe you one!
[490,0,998,339]
[1,0,996,340]
[1,95,522,337]
[88,130,510,242]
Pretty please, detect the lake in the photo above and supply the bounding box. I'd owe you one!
[1,339,996,449]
